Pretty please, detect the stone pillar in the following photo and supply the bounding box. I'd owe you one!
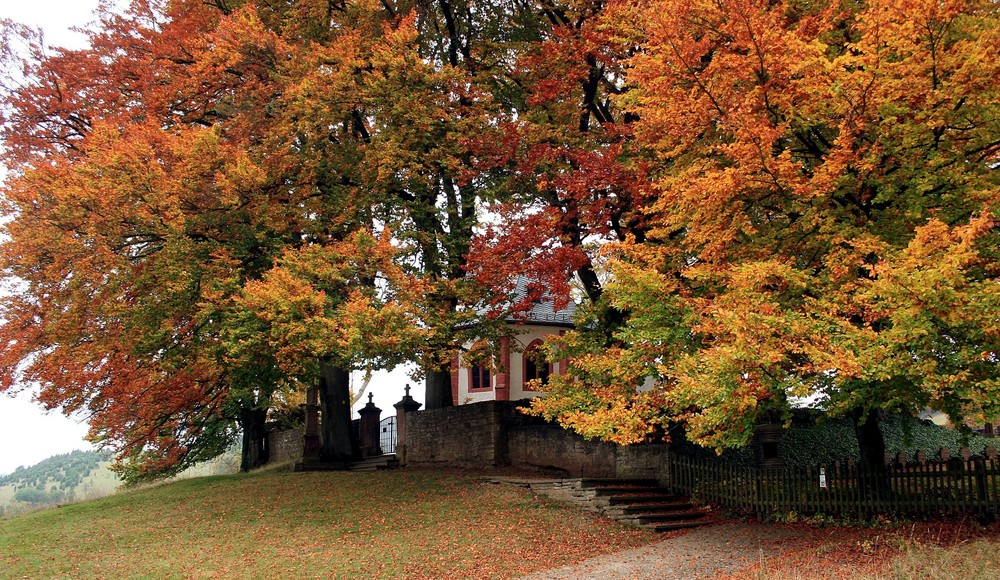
[450,358,460,406]
[302,385,321,460]
[558,330,569,375]
[358,393,383,457]
[394,384,423,465]
[495,337,511,402]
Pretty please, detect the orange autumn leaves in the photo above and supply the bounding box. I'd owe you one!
[0,1,450,479]
[1,0,998,472]
[233,231,431,378]
[531,0,1000,449]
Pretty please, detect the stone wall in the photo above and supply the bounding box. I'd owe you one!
[404,400,672,482]
[266,419,365,465]
[268,427,304,464]
[507,424,617,478]
[404,401,512,467]
[614,443,672,482]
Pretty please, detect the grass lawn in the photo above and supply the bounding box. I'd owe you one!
[726,518,1000,579]
[888,535,1000,579]
[0,466,655,578]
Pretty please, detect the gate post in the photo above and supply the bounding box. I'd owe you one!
[394,384,422,465]
[358,393,383,457]
[302,385,321,459]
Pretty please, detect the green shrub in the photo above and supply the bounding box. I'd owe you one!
[11,487,62,505]
[676,411,997,468]
[780,413,995,468]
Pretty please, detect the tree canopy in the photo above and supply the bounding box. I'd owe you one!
[0,0,473,480]
[1,0,998,481]
[529,0,1000,458]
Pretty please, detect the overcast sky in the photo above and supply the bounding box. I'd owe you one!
[0,1,101,49]
[0,1,415,477]
[0,0,104,476]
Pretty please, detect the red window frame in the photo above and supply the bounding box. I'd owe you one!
[469,359,493,391]
[522,339,551,392]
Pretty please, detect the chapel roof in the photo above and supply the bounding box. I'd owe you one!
[505,276,577,328]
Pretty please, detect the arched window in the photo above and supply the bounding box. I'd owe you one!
[523,340,550,391]
[470,362,492,390]
[467,344,493,391]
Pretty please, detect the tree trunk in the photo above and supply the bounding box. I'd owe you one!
[239,407,269,472]
[424,365,453,409]
[317,358,358,462]
[853,407,890,501]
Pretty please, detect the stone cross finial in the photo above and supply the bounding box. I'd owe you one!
[368,392,374,404]
[404,384,411,397]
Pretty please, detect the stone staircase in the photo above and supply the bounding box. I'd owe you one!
[348,454,400,472]
[494,477,716,532]
[294,454,399,472]
[294,459,350,472]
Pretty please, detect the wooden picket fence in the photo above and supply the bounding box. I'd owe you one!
[669,453,1000,518]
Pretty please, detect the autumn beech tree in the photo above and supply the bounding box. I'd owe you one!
[232,231,430,462]
[465,0,646,308]
[457,0,660,451]
[0,0,452,479]
[530,0,1000,485]
[358,0,536,409]
[1,0,578,475]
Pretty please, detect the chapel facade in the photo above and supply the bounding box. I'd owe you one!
[450,278,577,405]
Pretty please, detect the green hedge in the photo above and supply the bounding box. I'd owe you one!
[781,413,995,468]
[674,412,996,469]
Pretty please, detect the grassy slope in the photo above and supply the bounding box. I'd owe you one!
[0,467,654,578]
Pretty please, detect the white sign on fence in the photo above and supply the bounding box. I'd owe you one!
[819,467,827,488]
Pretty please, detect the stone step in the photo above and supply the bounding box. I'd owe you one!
[519,477,716,533]
[606,493,678,505]
[352,454,398,464]
[590,485,672,497]
[633,510,712,525]
[294,460,350,472]
[641,518,719,532]
[618,500,694,515]
[577,478,659,488]
[295,454,400,472]
[348,454,399,472]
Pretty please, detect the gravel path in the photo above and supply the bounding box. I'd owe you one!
[521,522,803,580]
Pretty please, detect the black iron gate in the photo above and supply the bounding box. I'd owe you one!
[379,416,397,455]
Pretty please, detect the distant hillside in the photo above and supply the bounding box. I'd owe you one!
[0,450,119,517]
[0,447,241,517]
[0,449,107,489]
